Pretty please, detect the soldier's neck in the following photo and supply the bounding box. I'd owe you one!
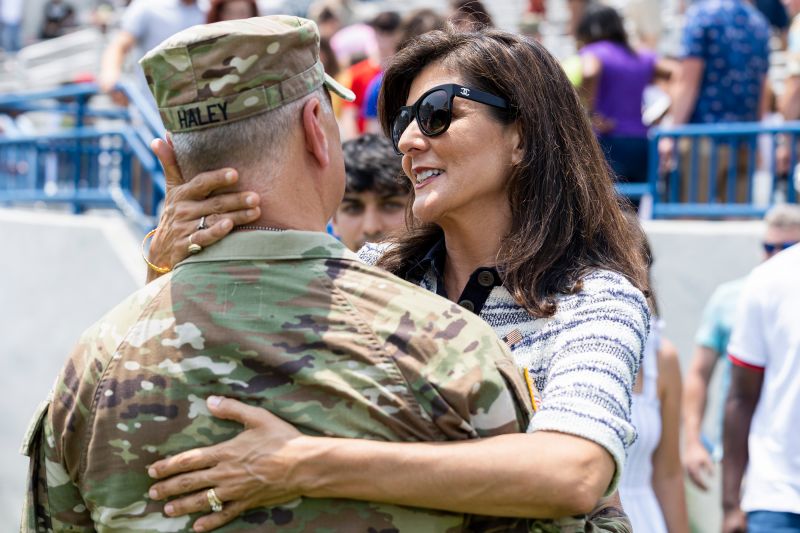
[242,171,329,233]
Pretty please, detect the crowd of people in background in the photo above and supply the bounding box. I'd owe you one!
[4,0,800,532]
[28,0,789,204]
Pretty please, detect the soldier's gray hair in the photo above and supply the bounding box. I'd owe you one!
[171,88,331,179]
[765,204,800,229]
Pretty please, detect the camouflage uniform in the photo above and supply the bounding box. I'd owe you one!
[21,15,632,532]
[21,230,545,531]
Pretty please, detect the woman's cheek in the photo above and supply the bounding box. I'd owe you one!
[411,189,446,223]
[410,195,431,222]
[401,156,415,182]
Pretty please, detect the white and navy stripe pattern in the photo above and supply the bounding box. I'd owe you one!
[360,243,651,491]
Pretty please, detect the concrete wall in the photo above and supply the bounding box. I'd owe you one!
[0,207,144,530]
[646,220,764,366]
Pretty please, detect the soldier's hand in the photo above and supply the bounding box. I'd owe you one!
[146,139,261,282]
[147,396,309,532]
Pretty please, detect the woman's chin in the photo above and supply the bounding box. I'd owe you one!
[411,198,445,226]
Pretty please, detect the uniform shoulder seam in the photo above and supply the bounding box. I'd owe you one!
[320,263,443,434]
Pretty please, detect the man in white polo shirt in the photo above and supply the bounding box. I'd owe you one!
[722,242,800,533]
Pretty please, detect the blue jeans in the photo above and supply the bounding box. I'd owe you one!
[748,511,800,533]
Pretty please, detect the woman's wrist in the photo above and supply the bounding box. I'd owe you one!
[142,227,174,283]
[291,436,398,502]
[148,229,173,269]
[291,435,342,498]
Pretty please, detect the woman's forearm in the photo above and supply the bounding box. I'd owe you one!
[295,431,615,519]
[653,471,690,533]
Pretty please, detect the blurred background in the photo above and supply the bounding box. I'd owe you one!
[1,0,798,531]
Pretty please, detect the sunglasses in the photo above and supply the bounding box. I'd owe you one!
[391,83,509,155]
[763,241,798,255]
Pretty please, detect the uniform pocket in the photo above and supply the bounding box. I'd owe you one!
[20,399,50,457]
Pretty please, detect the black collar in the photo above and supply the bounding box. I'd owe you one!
[401,237,503,315]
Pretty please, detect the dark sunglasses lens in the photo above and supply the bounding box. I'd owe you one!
[418,90,450,135]
[763,243,777,254]
[392,109,412,151]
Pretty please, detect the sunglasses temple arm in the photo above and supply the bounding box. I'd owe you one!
[466,91,508,109]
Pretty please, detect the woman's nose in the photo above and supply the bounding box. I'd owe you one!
[398,116,427,154]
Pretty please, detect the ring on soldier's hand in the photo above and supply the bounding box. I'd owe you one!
[197,215,207,231]
[188,233,202,255]
[206,488,223,513]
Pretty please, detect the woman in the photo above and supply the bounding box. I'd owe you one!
[576,4,673,184]
[206,0,258,23]
[619,214,690,533]
[144,28,650,532]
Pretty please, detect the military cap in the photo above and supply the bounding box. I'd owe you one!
[140,15,355,133]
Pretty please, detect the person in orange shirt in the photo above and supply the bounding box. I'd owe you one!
[339,11,401,139]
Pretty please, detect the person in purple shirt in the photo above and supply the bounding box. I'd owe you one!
[578,5,673,184]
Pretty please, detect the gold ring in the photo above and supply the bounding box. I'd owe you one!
[206,488,223,513]
[188,233,202,255]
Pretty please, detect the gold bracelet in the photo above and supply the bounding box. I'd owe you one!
[141,228,172,274]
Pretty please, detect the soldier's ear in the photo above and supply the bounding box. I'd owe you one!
[302,97,330,169]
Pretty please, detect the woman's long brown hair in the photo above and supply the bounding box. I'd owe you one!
[377,27,649,318]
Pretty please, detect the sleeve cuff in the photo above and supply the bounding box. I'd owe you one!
[694,336,720,353]
[528,407,629,496]
[728,353,765,372]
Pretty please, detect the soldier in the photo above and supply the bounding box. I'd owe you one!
[20,16,540,532]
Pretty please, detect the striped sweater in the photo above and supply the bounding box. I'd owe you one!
[359,243,651,491]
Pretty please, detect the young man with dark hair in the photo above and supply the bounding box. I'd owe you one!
[332,133,410,251]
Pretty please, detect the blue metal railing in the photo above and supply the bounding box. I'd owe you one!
[0,82,166,230]
[3,83,799,224]
[644,121,800,218]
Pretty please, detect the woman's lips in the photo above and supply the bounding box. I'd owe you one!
[414,171,444,190]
